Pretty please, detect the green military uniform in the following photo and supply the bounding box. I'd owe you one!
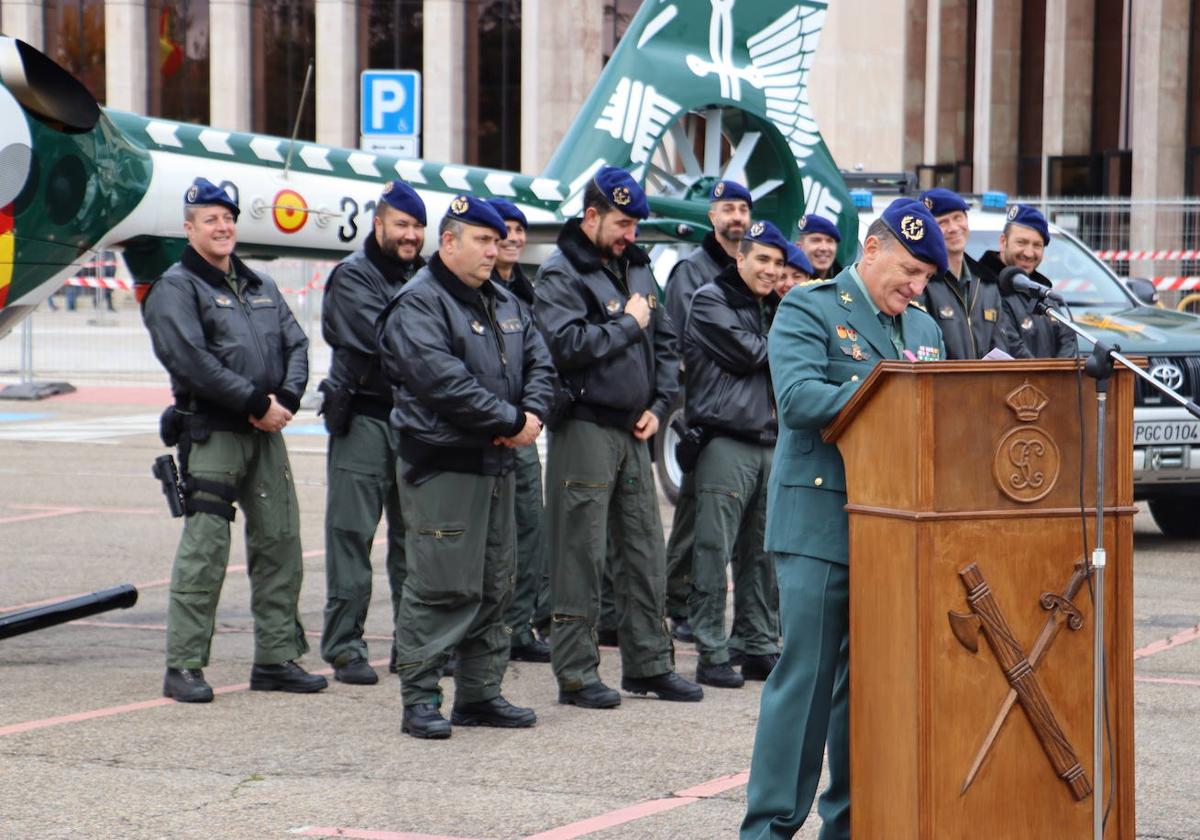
[505,424,550,648]
[319,239,424,670]
[741,266,944,839]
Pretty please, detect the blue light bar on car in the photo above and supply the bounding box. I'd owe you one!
[850,189,873,209]
[981,191,1008,211]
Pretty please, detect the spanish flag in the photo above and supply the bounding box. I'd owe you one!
[159,9,183,78]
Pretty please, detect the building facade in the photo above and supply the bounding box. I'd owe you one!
[3,0,1196,204]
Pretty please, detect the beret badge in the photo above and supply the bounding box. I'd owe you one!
[1007,205,1019,221]
[923,196,934,210]
[612,186,632,207]
[750,221,765,237]
[186,185,198,203]
[382,182,393,195]
[451,196,470,214]
[714,182,726,198]
[798,214,807,229]
[900,215,925,241]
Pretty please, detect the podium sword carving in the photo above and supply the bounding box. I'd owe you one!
[948,562,1092,800]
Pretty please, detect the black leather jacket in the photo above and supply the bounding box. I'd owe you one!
[684,266,777,445]
[665,232,735,332]
[377,254,556,477]
[977,251,1078,359]
[916,254,1003,359]
[322,234,423,417]
[534,218,680,429]
[142,246,308,429]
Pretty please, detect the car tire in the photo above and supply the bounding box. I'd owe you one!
[1148,498,1200,539]
[653,394,686,505]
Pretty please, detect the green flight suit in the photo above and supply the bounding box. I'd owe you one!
[394,466,517,707]
[545,419,674,690]
[689,437,777,664]
[504,442,549,648]
[167,429,308,668]
[742,267,945,840]
[321,413,405,666]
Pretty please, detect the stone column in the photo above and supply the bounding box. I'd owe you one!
[809,0,912,171]
[519,0,605,174]
[1040,0,1094,195]
[105,1,148,112]
[1130,0,1190,278]
[2,1,45,50]
[209,0,252,131]
[422,0,466,163]
[973,0,1022,194]
[315,0,357,149]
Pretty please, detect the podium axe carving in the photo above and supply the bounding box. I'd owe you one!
[948,562,1093,801]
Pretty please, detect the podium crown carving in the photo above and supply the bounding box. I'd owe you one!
[1006,382,1048,422]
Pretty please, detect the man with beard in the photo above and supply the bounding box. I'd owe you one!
[916,188,1003,359]
[982,204,1077,359]
[378,195,556,739]
[319,180,427,685]
[684,220,788,690]
[664,180,753,646]
[536,166,703,709]
[145,178,324,703]
[486,197,552,663]
[796,214,844,280]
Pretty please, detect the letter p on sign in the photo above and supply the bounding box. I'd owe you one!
[360,70,422,137]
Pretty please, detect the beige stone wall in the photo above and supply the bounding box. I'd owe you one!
[973,0,1022,194]
[422,0,466,164]
[1041,0,1094,192]
[519,0,605,175]
[315,0,357,150]
[2,1,45,51]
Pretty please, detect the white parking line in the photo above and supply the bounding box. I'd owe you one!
[0,413,159,443]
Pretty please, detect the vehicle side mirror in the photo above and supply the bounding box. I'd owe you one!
[1125,277,1159,307]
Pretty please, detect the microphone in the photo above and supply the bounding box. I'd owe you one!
[997,265,1063,303]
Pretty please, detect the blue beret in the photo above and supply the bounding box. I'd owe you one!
[444,194,508,240]
[785,243,814,275]
[593,165,650,220]
[919,187,970,217]
[743,220,791,257]
[710,180,753,207]
[878,198,949,274]
[486,198,528,230]
[184,177,239,220]
[380,180,427,225]
[797,213,841,242]
[1005,204,1051,245]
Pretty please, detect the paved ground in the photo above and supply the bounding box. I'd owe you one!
[0,386,1197,839]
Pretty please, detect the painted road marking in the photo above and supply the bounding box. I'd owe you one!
[0,412,159,442]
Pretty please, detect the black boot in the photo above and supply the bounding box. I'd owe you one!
[333,656,379,685]
[621,671,704,702]
[510,637,552,663]
[741,653,780,681]
[558,681,622,709]
[671,618,696,643]
[249,660,328,693]
[402,703,451,739]
[696,661,745,688]
[163,668,214,703]
[451,696,537,728]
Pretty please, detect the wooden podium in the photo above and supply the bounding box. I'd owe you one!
[823,360,1135,839]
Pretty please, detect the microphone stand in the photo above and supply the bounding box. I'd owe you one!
[1035,299,1200,840]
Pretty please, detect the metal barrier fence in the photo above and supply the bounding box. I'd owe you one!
[1013,196,1200,308]
[0,257,338,390]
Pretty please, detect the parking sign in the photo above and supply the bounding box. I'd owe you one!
[361,70,422,137]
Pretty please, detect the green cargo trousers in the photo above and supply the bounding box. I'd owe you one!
[394,465,516,707]
[166,429,307,669]
[320,413,405,667]
[664,471,696,622]
[545,419,674,690]
[689,437,779,665]
[503,442,549,648]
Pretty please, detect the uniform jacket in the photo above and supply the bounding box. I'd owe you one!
[534,218,680,429]
[977,251,1077,359]
[493,262,536,315]
[916,254,1003,359]
[665,232,735,332]
[377,253,556,477]
[684,266,778,445]
[321,234,424,413]
[765,268,945,564]
[143,246,308,428]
